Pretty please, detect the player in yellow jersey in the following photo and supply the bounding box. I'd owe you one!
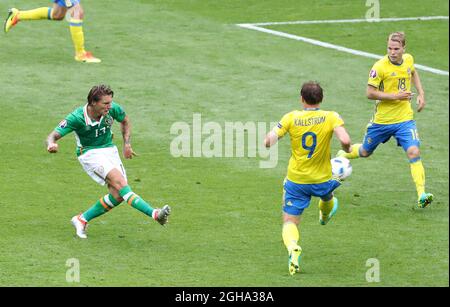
[337,32,433,208]
[265,81,352,275]
[4,1,100,63]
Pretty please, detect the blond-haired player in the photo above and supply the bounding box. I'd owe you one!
[337,32,433,208]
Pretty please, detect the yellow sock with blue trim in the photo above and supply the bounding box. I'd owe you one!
[69,18,85,55]
[319,198,334,217]
[344,143,362,159]
[410,159,425,198]
[282,222,299,252]
[18,7,52,20]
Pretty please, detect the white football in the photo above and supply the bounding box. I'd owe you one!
[331,157,352,180]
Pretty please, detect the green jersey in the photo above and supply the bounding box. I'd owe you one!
[55,102,126,156]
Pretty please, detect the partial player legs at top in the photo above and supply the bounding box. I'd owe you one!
[68,2,101,63]
[4,1,101,63]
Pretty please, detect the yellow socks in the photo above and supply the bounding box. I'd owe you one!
[410,159,425,198]
[282,222,299,252]
[319,198,334,217]
[345,143,362,159]
[18,7,52,20]
[69,19,85,55]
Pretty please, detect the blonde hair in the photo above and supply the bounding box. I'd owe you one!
[388,32,406,46]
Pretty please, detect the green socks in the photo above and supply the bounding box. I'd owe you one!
[82,194,122,222]
[119,185,155,218]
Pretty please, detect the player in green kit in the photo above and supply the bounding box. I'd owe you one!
[265,81,353,275]
[337,32,433,208]
[46,84,170,239]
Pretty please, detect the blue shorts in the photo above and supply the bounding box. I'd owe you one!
[283,179,341,216]
[362,120,420,154]
[53,0,80,8]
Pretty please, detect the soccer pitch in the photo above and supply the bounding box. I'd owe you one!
[0,0,448,286]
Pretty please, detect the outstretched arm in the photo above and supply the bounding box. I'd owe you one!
[46,131,62,153]
[334,126,352,153]
[120,115,137,159]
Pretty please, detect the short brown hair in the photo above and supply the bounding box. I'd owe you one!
[300,81,323,104]
[388,32,406,47]
[87,84,114,105]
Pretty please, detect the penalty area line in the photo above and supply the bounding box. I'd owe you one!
[243,16,449,26]
[236,17,449,76]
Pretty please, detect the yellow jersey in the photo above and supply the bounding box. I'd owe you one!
[368,53,415,124]
[274,109,344,184]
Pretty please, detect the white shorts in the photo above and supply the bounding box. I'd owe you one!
[77,146,127,186]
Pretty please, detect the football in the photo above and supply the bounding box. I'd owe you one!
[331,157,352,180]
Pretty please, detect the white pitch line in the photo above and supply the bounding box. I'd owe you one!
[241,16,449,26]
[237,23,449,76]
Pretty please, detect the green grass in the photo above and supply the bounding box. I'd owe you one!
[268,20,449,71]
[0,0,448,286]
